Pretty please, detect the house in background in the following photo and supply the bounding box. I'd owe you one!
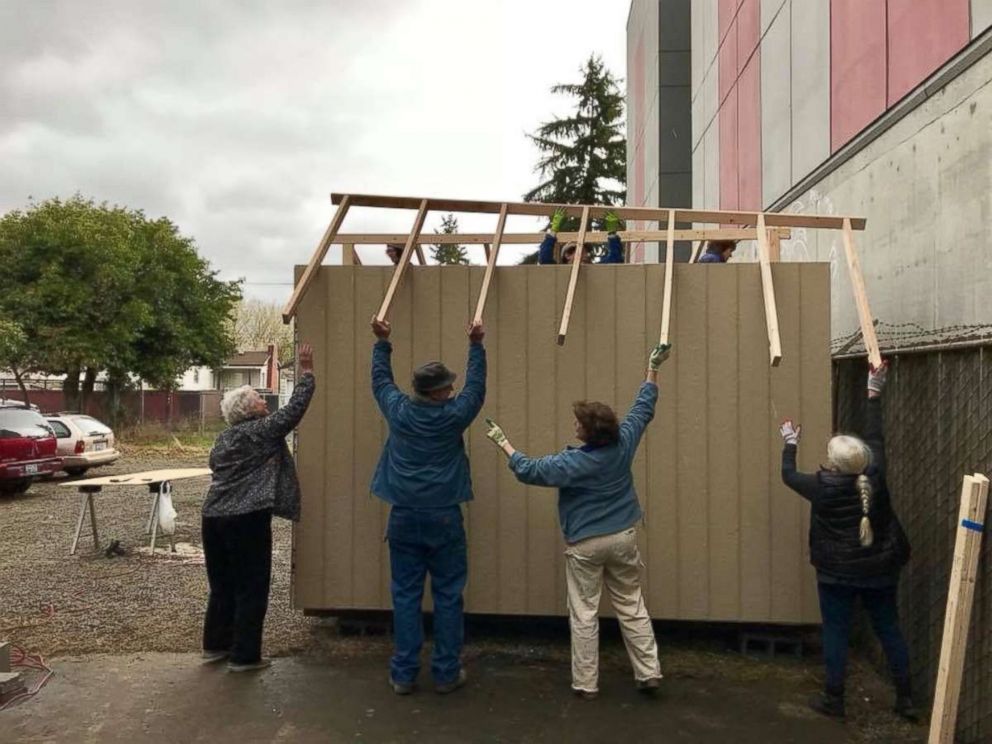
[178,343,279,392]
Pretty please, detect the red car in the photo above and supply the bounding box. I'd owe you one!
[0,404,62,496]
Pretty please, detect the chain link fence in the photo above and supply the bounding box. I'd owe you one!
[834,345,991,743]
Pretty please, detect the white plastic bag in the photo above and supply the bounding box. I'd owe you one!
[158,489,178,535]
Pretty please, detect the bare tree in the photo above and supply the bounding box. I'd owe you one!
[229,299,294,364]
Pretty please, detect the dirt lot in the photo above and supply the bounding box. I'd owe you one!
[0,447,926,742]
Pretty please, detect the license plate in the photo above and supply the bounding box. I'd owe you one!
[25,464,38,475]
[93,443,107,452]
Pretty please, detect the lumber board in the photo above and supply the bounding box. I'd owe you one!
[556,206,590,345]
[767,230,781,262]
[841,218,882,369]
[330,193,866,230]
[472,204,508,324]
[929,473,989,744]
[60,468,212,487]
[755,214,783,366]
[659,210,676,345]
[283,195,351,322]
[327,228,791,245]
[688,240,702,263]
[375,199,429,322]
[342,242,354,266]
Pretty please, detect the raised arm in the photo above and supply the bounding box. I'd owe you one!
[506,450,582,488]
[779,420,819,501]
[245,343,316,441]
[370,318,404,418]
[600,211,624,264]
[451,323,487,426]
[538,208,567,265]
[863,361,888,477]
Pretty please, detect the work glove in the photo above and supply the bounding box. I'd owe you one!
[867,359,889,396]
[648,343,671,371]
[485,418,507,448]
[550,208,567,234]
[604,211,620,234]
[779,419,802,446]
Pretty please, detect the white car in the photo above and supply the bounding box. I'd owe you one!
[46,414,120,476]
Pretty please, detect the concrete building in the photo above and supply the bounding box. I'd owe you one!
[627,0,992,340]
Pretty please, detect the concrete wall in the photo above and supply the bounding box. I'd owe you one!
[292,264,832,623]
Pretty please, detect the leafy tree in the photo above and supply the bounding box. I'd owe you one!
[0,196,240,414]
[430,213,469,265]
[520,54,626,263]
[0,317,32,404]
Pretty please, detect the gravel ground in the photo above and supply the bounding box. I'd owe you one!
[0,446,311,659]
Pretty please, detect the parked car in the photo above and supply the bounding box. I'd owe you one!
[45,414,120,477]
[0,406,61,496]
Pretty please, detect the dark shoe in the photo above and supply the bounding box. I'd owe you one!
[572,688,599,701]
[637,676,662,695]
[201,650,229,664]
[894,695,920,722]
[390,677,415,695]
[435,669,467,695]
[227,658,272,673]
[808,691,846,719]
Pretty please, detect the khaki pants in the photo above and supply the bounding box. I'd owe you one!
[564,527,661,692]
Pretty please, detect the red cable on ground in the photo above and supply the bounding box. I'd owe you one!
[0,645,55,711]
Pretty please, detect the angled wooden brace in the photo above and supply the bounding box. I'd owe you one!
[841,218,882,369]
[282,194,351,323]
[659,210,676,344]
[376,199,429,322]
[756,213,783,366]
[472,204,508,325]
[556,206,590,345]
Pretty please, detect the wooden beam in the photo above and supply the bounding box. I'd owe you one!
[483,243,491,262]
[659,210,676,345]
[342,242,355,266]
[929,473,989,744]
[688,240,702,264]
[282,194,351,323]
[841,218,882,369]
[756,213,783,366]
[331,193,866,230]
[414,243,426,265]
[767,229,781,262]
[375,199,429,322]
[556,206,590,345]
[472,204,508,325]
[327,228,791,245]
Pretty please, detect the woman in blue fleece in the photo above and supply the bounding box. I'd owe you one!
[484,343,670,699]
[538,208,625,264]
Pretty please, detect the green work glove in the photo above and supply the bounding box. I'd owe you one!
[604,210,620,234]
[648,343,671,371]
[485,417,508,447]
[550,208,567,234]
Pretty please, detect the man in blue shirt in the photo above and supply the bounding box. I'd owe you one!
[370,317,486,696]
[538,208,625,265]
[484,343,671,699]
[698,239,737,263]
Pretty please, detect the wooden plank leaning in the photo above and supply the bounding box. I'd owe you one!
[841,217,882,369]
[756,213,783,366]
[556,205,590,346]
[375,199,430,322]
[929,473,989,744]
[659,209,676,344]
[472,204,508,325]
[282,194,351,323]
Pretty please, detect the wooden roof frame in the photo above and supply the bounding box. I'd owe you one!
[283,192,878,368]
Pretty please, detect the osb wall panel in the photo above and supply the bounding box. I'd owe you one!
[293,263,830,624]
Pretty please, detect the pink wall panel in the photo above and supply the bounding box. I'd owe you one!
[830,0,887,152]
[737,0,760,72]
[886,0,969,105]
[719,87,739,210]
[719,0,737,45]
[737,55,762,210]
[719,17,738,104]
[633,34,645,148]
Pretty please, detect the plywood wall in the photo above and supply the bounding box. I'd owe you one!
[293,263,830,624]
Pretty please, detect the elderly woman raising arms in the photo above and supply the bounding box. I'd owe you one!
[200,343,316,672]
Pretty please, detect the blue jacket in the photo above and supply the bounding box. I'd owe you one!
[537,232,624,264]
[698,251,724,263]
[371,340,486,508]
[508,381,658,543]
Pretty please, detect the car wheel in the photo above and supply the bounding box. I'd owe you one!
[1,479,31,497]
[65,467,89,477]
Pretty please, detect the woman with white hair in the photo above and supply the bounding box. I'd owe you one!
[200,343,315,672]
[779,360,914,721]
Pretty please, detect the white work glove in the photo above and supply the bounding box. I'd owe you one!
[648,343,671,371]
[779,419,801,446]
[867,359,889,397]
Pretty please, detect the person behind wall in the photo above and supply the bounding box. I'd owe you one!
[697,239,736,263]
[200,343,317,672]
[370,316,487,696]
[386,243,404,265]
[779,360,916,721]
[538,208,625,265]
[484,343,671,700]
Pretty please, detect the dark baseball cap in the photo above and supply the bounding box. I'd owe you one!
[412,361,457,393]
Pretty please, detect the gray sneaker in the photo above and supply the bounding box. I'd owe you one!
[201,650,229,664]
[390,677,415,695]
[435,669,467,695]
[227,659,272,673]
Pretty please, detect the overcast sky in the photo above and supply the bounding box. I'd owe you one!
[0,0,630,304]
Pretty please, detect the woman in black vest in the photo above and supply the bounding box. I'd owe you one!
[779,361,915,721]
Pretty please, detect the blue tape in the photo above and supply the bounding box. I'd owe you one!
[962,519,984,533]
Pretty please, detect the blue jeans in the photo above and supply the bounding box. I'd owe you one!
[817,582,911,695]
[387,506,467,685]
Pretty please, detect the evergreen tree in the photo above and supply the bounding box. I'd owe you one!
[523,54,626,241]
[430,213,469,265]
